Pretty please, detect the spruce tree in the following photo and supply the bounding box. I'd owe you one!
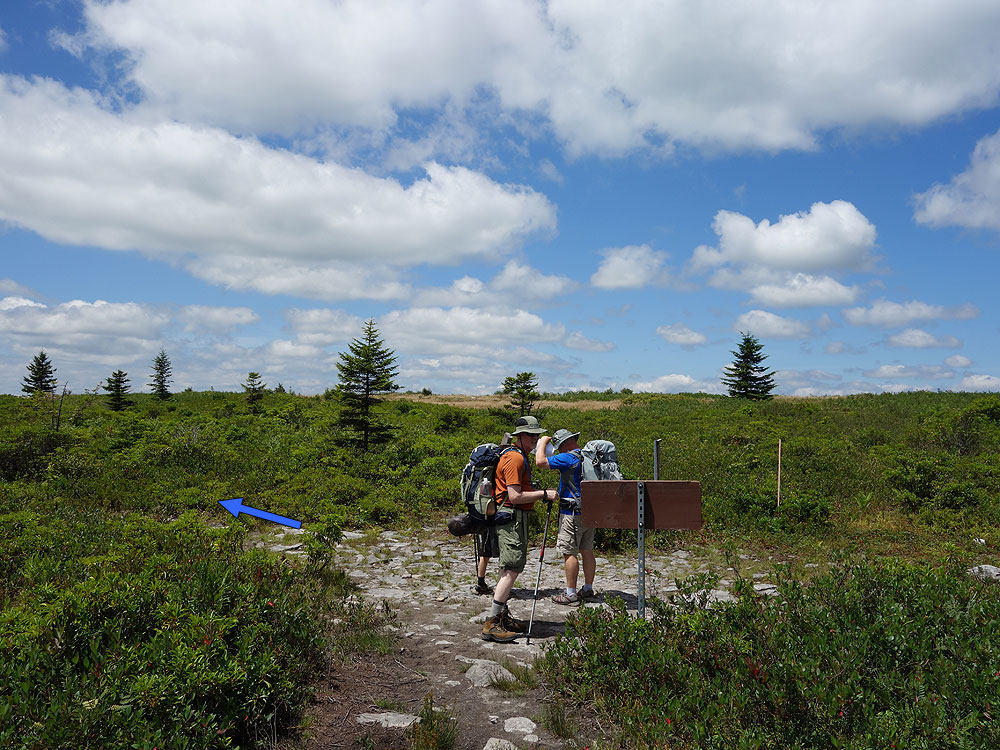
[243,372,266,409]
[501,371,540,415]
[104,370,133,411]
[22,350,58,395]
[336,319,399,451]
[721,332,777,400]
[149,348,173,400]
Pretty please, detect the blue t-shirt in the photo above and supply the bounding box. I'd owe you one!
[548,450,582,509]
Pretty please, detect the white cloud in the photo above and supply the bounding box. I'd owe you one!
[692,201,877,277]
[863,364,954,379]
[0,296,45,311]
[945,354,973,368]
[0,75,555,301]
[843,299,979,327]
[734,310,811,339]
[379,306,565,355]
[0,298,168,364]
[630,373,722,394]
[490,261,576,299]
[749,274,860,308]
[70,0,1000,156]
[886,328,961,348]
[413,261,574,308]
[914,128,1000,231]
[591,245,669,289]
[565,332,615,352]
[285,308,364,346]
[0,279,34,297]
[656,323,707,347]
[957,374,1000,391]
[177,305,259,333]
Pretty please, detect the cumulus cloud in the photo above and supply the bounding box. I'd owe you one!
[957,374,1000,391]
[692,201,877,279]
[863,364,953,379]
[591,245,669,289]
[285,308,363,346]
[177,305,259,333]
[945,354,973,368]
[749,274,860,308]
[565,332,615,352]
[0,75,555,301]
[914,128,1000,232]
[413,261,575,308]
[844,300,979,327]
[0,297,168,364]
[734,310,810,339]
[656,323,707,347]
[0,279,34,297]
[69,0,1000,156]
[630,373,722,394]
[886,329,961,348]
[378,306,565,355]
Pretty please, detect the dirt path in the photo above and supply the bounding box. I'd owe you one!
[267,525,774,750]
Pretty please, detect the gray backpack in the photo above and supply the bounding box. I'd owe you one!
[579,439,623,481]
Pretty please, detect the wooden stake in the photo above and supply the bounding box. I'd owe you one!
[777,439,782,508]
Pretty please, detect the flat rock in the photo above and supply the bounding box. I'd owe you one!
[356,712,419,728]
[457,656,516,688]
[483,740,519,750]
[504,716,537,734]
[969,564,1000,581]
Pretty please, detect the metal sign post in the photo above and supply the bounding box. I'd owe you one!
[580,438,702,619]
[637,480,646,618]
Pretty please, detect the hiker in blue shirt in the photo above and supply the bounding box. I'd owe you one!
[535,429,597,604]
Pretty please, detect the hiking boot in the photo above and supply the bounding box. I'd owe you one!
[578,588,598,600]
[481,616,518,643]
[551,592,579,605]
[501,606,526,633]
[474,581,494,595]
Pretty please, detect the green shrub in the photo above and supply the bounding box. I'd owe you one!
[0,510,390,748]
[541,560,1000,749]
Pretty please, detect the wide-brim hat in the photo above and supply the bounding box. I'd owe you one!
[551,429,580,450]
[511,415,546,435]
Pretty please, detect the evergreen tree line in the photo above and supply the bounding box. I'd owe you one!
[18,327,777,444]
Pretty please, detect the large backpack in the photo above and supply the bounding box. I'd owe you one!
[448,443,525,535]
[579,439,623,481]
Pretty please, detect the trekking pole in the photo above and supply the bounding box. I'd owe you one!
[526,497,554,645]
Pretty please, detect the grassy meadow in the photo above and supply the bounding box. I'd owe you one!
[2,388,999,747]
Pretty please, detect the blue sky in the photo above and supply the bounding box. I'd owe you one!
[1,0,999,397]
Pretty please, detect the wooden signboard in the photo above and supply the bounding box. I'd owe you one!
[580,480,703,530]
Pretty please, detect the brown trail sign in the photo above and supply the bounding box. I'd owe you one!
[580,478,702,618]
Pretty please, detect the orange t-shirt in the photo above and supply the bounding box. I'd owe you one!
[495,447,535,510]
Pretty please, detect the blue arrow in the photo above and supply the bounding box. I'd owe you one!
[218,498,301,529]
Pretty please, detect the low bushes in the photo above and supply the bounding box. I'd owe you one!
[0,510,389,748]
[541,560,1000,748]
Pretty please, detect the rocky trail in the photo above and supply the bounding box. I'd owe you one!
[260,524,783,750]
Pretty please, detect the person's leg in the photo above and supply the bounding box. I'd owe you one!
[478,556,488,578]
[563,553,579,590]
[493,568,518,605]
[581,549,596,587]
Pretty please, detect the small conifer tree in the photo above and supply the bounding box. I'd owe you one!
[243,372,266,408]
[104,370,133,411]
[721,332,777,400]
[22,350,58,395]
[336,319,399,451]
[502,371,540,415]
[149,349,173,400]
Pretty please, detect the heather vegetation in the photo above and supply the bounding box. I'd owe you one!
[2,388,999,746]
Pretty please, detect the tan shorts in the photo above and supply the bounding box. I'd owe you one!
[555,513,595,556]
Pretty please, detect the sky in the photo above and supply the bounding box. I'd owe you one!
[1,0,999,398]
